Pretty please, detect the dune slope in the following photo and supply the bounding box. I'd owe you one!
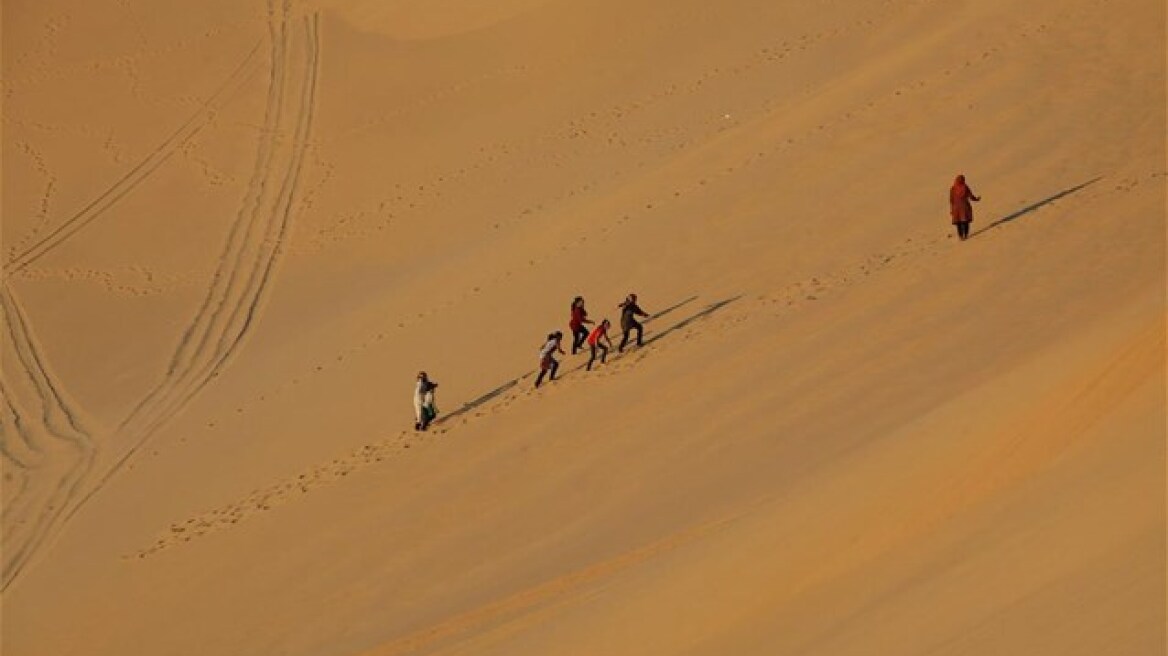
[1,0,1164,654]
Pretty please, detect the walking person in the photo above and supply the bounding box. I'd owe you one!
[617,293,649,352]
[586,319,614,371]
[568,296,593,355]
[535,331,565,388]
[414,371,439,431]
[950,174,981,241]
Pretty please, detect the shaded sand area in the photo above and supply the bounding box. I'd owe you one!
[2,0,1164,654]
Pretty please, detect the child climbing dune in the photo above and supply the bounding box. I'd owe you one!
[535,331,565,388]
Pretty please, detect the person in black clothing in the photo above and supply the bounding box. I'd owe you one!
[617,293,649,352]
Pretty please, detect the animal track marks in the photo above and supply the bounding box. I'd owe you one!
[2,39,265,279]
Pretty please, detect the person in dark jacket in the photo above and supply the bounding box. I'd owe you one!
[950,174,981,241]
[568,296,593,355]
[617,293,649,352]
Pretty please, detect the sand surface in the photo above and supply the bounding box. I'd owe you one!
[2,0,1165,654]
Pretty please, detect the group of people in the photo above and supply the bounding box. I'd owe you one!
[413,174,983,430]
[536,293,650,388]
[411,293,651,430]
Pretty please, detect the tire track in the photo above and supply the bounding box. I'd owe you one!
[0,284,97,591]
[1,40,264,279]
[0,2,320,591]
[67,3,321,526]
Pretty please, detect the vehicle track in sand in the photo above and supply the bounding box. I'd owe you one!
[70,1,322,527]
[0,285,96,590]
[1,0,321,591]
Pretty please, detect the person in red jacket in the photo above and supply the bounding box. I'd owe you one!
[950,174,981,241]
[568,296,593,355]
[586,319,613,371]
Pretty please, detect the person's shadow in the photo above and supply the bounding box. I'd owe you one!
[971,177,1101,238]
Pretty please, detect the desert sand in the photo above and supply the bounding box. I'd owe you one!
[1,0,1165,654]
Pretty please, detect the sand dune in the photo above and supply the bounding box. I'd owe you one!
[1,0,1164,653]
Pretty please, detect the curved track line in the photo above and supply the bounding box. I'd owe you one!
[124,0,295,427]
[0,284,96,590]
[0,2,320,591]
[64,3,322,535]
[1,41,264,279]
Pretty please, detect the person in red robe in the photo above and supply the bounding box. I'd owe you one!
[950,174,981,241]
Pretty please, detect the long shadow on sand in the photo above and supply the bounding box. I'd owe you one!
[435,295,736,426]
[971,178,1101,238]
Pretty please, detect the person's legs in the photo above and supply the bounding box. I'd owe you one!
[633,321,644,347]
[587,344,598,370]
[572,326,587,354]
[413,399,424,430]
[619,328,631,351]
[599,342,608,364]
[549,358,560,381]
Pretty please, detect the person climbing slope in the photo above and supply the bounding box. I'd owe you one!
[568,296,594,355]
[414,371,439,431]
[535,331,565,388]
[617,293,649,352]
[950,174,981,241]
[586,319,614,371]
